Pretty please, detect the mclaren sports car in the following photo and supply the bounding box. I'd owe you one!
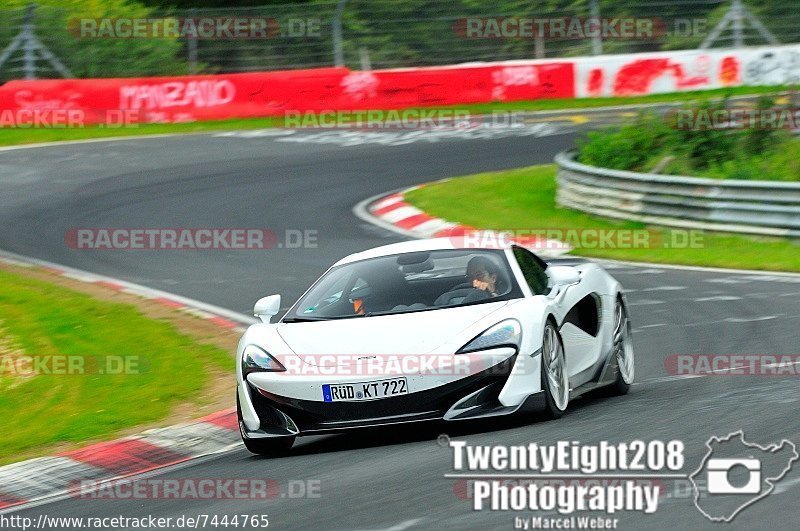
[236,238,634,454]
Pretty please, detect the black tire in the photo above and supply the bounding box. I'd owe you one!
[237,394,295,456]
[541,320,568,419]
[607,298,634,396]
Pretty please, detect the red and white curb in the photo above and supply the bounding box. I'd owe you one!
[0,250,253,511]
[354,183,572,256]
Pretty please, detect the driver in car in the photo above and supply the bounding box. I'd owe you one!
[466,256,499,297]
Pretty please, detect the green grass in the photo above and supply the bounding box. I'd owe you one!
[404,165,800,271]
[0,85,788,147]
[0,268,233,464]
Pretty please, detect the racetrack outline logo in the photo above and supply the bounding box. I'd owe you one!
[689,430,798,522]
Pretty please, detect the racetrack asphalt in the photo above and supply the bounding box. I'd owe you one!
[1,123,799,530]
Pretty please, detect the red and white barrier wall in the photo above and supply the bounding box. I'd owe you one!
[573,45,800,98]
[1,44,798,124]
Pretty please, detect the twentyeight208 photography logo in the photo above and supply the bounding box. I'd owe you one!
[690,431,799,522]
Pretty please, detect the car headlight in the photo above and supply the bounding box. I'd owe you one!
[457,319,522,354]
[242,345,286,374]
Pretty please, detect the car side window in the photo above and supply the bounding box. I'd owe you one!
[513,247,549,295]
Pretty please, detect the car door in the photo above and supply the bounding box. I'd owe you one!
[512,247,603,386]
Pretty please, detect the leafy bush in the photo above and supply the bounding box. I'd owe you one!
[668,99,736,168]
[740,95,785,156]
[576,94,800,181]
[576,112,674,171]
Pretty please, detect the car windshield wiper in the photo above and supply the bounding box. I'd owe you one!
[282,316,328,323]
[364,308,430,317]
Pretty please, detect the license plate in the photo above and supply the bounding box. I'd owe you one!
[322,377,408,402]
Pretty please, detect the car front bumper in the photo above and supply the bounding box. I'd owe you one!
[238,353,547,437]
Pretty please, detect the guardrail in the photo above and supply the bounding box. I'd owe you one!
[555,151,800,238]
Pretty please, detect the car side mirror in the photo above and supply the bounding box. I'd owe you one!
[549,266,581,286]
[254,295,281,323]
[547,267,581,302]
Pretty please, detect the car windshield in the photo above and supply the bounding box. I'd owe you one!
[285,249,521,321]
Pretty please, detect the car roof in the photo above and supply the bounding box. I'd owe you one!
[333,237,514,266]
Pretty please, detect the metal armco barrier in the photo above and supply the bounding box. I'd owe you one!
[555,151,800,238]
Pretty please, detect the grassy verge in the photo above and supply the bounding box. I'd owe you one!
[0,85,788,147]
[404,165,800,272]
[0,264,235,465]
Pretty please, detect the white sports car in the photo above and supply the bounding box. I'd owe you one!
[236,238,634,454]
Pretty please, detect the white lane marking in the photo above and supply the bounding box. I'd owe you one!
[705,278,752,284]
[637,359,800,385]
[694,295,743,302]
[627,299,665,306]
[774,475,800,494]
[370,518,424,531]
[640,286,686,292]
[0,249,257,326]
[594,258,800,279]
[61,272,100,283]
[274,123,565,147]
[724,315,780,323]
[213,129,295,138]
[635,374,703,385]
[740,275,800,284]
[0,134,182,152]
[619,268,664,274]
[0,257,33,267]
[637,323,668,329]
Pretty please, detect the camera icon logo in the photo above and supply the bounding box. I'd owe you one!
[706,458,761,494]
[690,431,798,522]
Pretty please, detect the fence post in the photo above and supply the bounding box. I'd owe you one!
[534,32,545,59]
[701,0,778,49]
[22,4,37,79]
[332,0,348,66]
[731,0,745,48]
[589,0,602,55]
[187,8,198,74]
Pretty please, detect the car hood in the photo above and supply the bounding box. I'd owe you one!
[276,301,510,366]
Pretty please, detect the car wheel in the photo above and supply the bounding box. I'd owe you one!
[237,395,295,456]
[608,297,634,395]
[541,320,569,419]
